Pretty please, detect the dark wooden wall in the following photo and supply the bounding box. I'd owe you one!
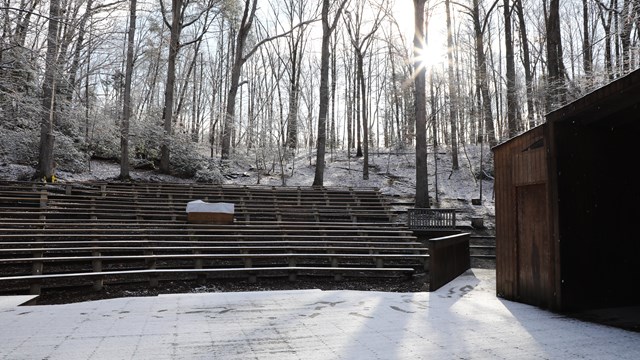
[494,68,640,313]
[428,233,470,292]
[493,125,559,309]
[553,114,640,311]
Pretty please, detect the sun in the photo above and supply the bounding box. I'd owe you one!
[391,1,446,69]
[415,43,444,69]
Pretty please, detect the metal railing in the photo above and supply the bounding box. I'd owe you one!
[407,208,456,230]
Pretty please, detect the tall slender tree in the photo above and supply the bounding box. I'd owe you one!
[581,0,592,76]
[120,0,137,179]
[444,0,459,170]
[515,0,536,129]
[221,0,316,159]
[221,0,258,160]
[343,0,386,180]
[313,0,349,186]
[36,0,62,181]
[414,0,429,208]
[504,0,517,137]
[546,0,567,109]
[159,0,217,172]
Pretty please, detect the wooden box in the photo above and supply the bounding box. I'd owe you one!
[187,212,234,224]
[186,201,234,224]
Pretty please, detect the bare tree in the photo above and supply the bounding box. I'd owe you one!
[312,0,349,186]
[414,0,429,208]
[582,0,592,76]
[343,0,386,180]
[36,0,62,181]
[546,0,567,109]
[503,0,517,137]
[220,0,258,160]
[619,0,634,73]
[514,0,536,129]
[159,0,217,172]
[120,0,137,179]
[221,0,317,159]
[279,0,311,151]
[444,0,459,170]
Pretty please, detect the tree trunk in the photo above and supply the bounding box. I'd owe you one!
[330,32,337,154]
[354,53,362,157]
[313,8,331,186]
[285,18,305,151]
[414,0,429,208]
[620,0,633,73]
[120,0,137,179]
[313,0,347,186]
[345,59,353,152]
[515,0,536,129]
[472,0,496,146]
[160,0,183,173]
[546,0,566,109]
[36,0,61,181]
[356,52,369,180]
[388,44,402,147]
[67,0,94,104]
[582,0,592,76]
[221,0,257,159]
[504,0,517,137]
[445,0,459,170]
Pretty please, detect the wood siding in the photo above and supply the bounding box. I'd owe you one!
[493,68,640,313]
[493,125,556,308]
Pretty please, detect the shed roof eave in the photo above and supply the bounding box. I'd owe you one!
[545,68,640,124]
[490,123,548,152]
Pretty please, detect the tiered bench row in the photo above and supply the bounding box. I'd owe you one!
[0,182,396,223]
[0,181,428,294]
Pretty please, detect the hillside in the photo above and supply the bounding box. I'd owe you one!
[0,145,495,230]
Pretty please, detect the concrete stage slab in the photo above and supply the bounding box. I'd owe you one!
[1,269,639,360]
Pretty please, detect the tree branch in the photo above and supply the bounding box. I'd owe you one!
[243,18,318,62]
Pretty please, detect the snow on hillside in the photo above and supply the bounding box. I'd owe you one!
[0,145,495,229]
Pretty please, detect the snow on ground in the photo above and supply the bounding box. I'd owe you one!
[2,269,639,359]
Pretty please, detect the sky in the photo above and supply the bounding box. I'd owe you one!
[392,0,448,68]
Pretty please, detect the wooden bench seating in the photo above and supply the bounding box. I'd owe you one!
[0,220,418,239]
[0,181,428,294]
[0,253,429,266]
[0,245,428,255]
[0,250,427,291]
[0,234,420,245]
[0,186,397,222]
[0,267,416,290]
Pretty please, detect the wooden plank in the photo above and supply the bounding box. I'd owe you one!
[0,266,416,282]
[0,246,430,253]
[0,253,430,263]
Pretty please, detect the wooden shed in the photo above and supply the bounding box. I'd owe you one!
[492,68,640,313]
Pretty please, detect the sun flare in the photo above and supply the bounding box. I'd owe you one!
[392,1,446,70]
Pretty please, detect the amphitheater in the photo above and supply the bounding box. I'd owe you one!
[0,180,438,298]
[2,180,640,359]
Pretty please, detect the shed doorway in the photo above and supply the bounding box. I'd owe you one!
[516,184,551,308]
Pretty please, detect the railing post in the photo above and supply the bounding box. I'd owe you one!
[92,250,103,291]
[30,250,43,295]
[452,209,456,228]
[145,250,158,287]
[194,250,205,284]
[288,257,297,281]
[244,256,256,283]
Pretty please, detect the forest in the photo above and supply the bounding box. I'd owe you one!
[1,0,639,190]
